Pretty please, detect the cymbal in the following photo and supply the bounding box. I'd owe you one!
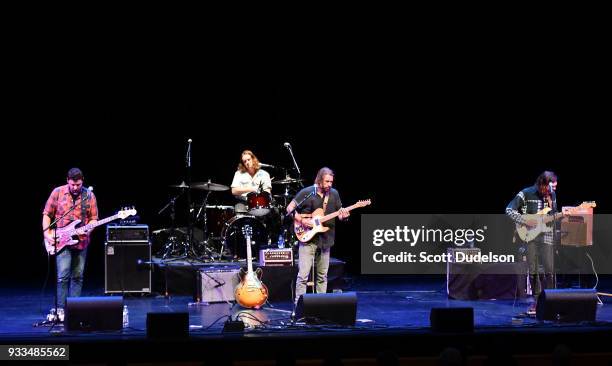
[272,177,304,185]
[191,181,230,191]
[169,182,190,189]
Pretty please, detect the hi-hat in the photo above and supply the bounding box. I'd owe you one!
[272,177,304,185]
[191,181,230,191]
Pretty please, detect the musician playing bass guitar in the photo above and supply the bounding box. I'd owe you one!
[42,168,98,311]
[287,167,350,304]
[505,170,559,315]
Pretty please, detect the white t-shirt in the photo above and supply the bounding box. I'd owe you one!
[231,169,272,199]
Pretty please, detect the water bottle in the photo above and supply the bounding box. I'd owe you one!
[277,233,285,249]
[122,305,129,328]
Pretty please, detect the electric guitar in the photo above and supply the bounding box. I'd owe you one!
[294,199,371,243]
[44,207,137,255]
[234,225,268,308]
[516,201,595,243]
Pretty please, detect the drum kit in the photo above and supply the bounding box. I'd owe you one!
[154,174,304,262]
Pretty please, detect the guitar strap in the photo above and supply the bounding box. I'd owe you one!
[81,187,87,225]
[322,192,329,213]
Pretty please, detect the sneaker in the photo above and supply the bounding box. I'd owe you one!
[527,304,536,316]
[46,308,65,323]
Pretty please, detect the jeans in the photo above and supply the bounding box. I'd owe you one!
[527,242,554,297]
[56,247,88,308]
[295,243,330,303]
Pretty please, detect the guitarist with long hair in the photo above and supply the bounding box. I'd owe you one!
[42,168,98,313]
[506,170,558,315]
[287,167,350,304]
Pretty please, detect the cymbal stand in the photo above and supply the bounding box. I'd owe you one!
[195,187,218,261]
[158,194,187,260]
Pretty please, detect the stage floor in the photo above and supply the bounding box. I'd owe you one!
[2,276,612,363]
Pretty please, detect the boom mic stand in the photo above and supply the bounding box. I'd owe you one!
[185,138,196,259]
[285,142,304,189]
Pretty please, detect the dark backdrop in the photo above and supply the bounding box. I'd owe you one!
[4,32,609,286]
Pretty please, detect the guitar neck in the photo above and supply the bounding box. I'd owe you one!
[74,214,119,235]
[245,236,253,273]
[320,202,362,223]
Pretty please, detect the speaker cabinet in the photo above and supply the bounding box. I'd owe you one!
[536,289,598,322]
[295,292,357,326]
[65,296,123,331]
[105,241,151,293]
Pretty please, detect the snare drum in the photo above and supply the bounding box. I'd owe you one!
[246,191,272,216]
[221,215,267,260]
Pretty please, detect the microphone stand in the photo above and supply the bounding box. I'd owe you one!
[285,186,316,218]
[551,189,558,290]
[285,186,317,321]
[35,190,90,329]
[286,144,304,188]
[185,139,194,259]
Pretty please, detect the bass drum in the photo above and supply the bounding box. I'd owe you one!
[221,215,267,260]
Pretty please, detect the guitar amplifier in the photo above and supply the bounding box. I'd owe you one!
[107,225,149,242]
[561,218,590,246]
[447,247,481,263]
[259,248,294,266]
[196,266,241,303]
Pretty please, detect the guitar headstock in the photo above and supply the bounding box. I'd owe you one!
[356,199,372,208]
[242,225,252,238]
[118,206,137,219]
[579,201,597,208]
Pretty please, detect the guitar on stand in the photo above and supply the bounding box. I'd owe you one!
[234,225,269,309]
[44,208,137,255]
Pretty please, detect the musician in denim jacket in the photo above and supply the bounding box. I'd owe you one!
[506,171,557,313]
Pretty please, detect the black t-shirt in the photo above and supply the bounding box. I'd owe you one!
[292,186,342,248]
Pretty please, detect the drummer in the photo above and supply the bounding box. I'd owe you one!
[230,150,272,214]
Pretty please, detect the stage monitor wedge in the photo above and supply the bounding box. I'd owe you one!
[295,292,357,326]
[65,296,123,331]
[536,288,598,322]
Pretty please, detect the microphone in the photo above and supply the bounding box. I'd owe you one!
[186,139,192,167]
[136,259,154,269]
[284,142,291,149]
[259,163,275,168]
[81,186,93,201]
[549,182,555,193]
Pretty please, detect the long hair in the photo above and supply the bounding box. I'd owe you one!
[237,150,260,173]
[315,167,335,186]
[535,170,557,188]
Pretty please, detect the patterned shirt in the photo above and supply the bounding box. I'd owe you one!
[43,184,99,250]
[506,185,557,245]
